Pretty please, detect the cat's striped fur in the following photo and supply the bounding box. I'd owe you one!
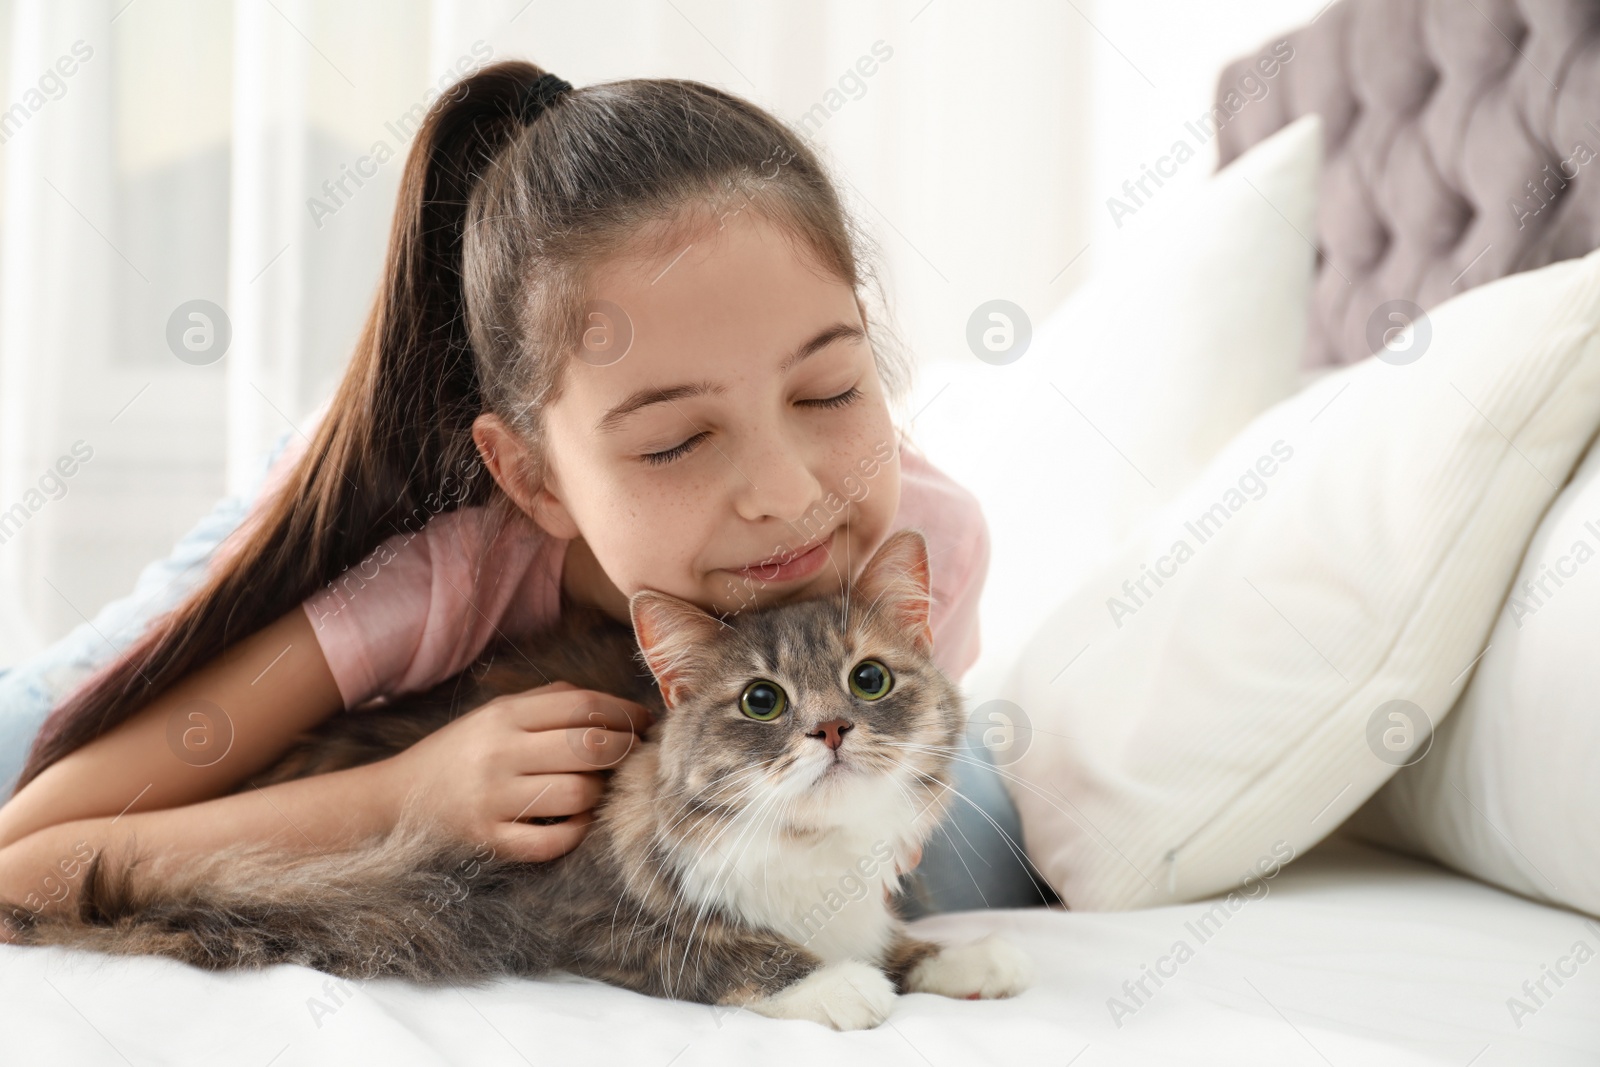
[6,529,1032,1029]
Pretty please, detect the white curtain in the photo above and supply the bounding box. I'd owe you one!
[0,0,1319,666]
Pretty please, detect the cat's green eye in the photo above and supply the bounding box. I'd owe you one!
[740,680,788,721]
[848,659,893,701]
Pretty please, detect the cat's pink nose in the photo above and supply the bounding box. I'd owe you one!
[809,718,854,750]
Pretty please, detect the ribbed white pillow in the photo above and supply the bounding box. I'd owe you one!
[1000,248,1600,911]
[1344,433,1600,919]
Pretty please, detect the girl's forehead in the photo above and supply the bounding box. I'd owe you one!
[590,210,844,316]
[565,214,862,405]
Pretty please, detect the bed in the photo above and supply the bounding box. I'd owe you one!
[5,0,1600,1062]
[1,834,1593,1065]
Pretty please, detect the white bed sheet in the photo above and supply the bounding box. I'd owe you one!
[1,834,1595,1066]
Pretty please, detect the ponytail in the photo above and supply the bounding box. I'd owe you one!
[13,64,551,793]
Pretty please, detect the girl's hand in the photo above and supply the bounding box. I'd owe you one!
[376,681,655,863]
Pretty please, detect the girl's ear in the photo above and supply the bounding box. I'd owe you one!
[852,528,933,655]
[630,590,726,709]
[471,413,579,539]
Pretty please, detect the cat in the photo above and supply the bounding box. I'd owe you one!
[5,528,1033,1030]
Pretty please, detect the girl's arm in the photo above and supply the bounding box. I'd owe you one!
[0,755,399,938]
[0,607,405,937]
[0,602,656,942]
[0,605,349,851]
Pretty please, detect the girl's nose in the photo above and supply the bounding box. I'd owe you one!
[731,433,825,524]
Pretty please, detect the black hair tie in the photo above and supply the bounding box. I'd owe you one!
[517,72,573,124]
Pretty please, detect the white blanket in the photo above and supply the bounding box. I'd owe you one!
[2,835,1594,1065]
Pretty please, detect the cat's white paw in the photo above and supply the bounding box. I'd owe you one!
[905,935,1033,1000]
[744,960,898,1030]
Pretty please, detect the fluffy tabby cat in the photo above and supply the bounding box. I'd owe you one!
[6,529,1032,1029]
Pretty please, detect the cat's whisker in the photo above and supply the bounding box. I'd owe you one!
[625,760,783,908]
[655,757,783,839]
[887,763,1010,898]
[607,764,780,966]
[906,770,1056,906]
[647,770,786,992]
[936,788,1057,904]
[879,740,1081,898]
[760,790,801,918]
[639,764,789,956]
[880,758,998,906]
[879,775,946,899]
[669,784,788,997]
[614,764,780,976]
[880,739,1070,815]
[922,808,1001,908]
[684,789,791,986]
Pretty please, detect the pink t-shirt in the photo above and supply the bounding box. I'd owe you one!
[278,440,989,709]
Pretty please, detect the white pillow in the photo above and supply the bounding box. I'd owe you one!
[905,115,1322,698]
[1344,433,1600,919]
[997,248,1600,911]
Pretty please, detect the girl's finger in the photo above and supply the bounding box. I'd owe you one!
[526,680,580,694]
[507,688,656,737]
[493,810,596,864]
[503,772,605,821]
[514,725,646,773]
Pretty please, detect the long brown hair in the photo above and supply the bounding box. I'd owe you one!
[15,60,911,795]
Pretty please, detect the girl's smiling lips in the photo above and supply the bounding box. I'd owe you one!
[731,529,835,584]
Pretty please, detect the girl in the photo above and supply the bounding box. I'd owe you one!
[0,62,1034,939]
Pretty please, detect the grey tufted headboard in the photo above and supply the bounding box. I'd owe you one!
[1215,0,1600,370]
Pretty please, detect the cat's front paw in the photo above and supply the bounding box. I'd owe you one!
[745,960,898,1030]
[905,934,1033,1000]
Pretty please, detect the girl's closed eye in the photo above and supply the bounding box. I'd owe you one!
[802,384,862,410]
[641,432,709,466]
[637,384,863,466]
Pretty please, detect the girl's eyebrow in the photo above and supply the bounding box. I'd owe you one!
[596,380,723,434]
[776,321,865,373]
[593,321,865,434]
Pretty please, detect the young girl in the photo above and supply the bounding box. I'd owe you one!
[0,62,1026,938]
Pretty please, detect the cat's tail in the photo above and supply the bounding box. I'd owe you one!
[4,813,558,984]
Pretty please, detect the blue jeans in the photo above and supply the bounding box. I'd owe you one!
[890,727,1061,918]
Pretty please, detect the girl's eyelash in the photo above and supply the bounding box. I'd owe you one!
[641,432,708,466]
[639,387,860,467]
[803,385,861,409]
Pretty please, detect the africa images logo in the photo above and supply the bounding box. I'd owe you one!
[1106,440,1294,628]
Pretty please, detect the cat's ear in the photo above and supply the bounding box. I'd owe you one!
[853,528,933,655]
[629,590,726,710]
